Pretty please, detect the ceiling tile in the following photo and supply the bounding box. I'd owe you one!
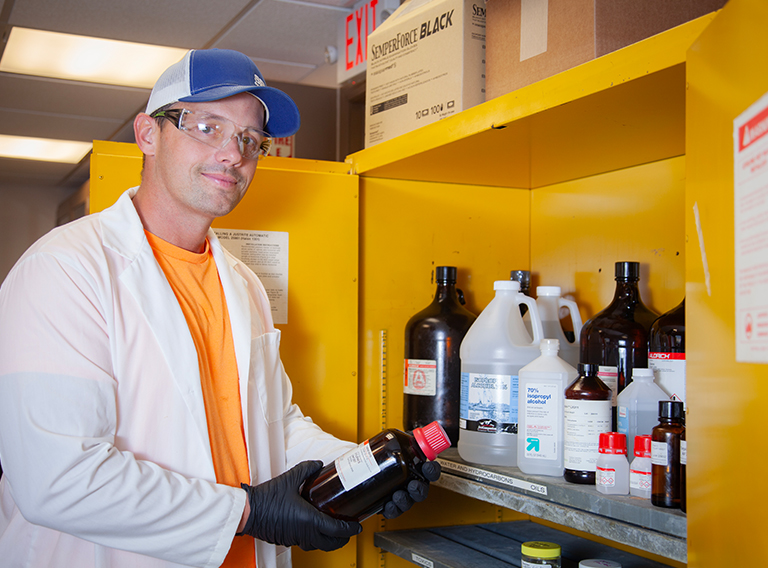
[8,0,254,47]
[0,74,150,120]
[216,0,345,67]
[0,156,78,184]
[0,108,120,142]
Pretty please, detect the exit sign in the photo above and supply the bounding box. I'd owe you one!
[337,0,399,84]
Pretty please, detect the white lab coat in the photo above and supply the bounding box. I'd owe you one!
[0,188,355,568]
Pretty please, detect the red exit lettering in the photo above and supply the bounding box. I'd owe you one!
[345,0,379,71]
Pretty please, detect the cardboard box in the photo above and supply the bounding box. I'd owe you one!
[486,0,726,100]
[364,0,486,147]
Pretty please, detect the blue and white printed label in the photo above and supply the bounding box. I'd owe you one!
[460,372,518,434]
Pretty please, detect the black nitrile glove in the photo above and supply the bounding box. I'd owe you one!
[382,460,441,519]
[239,460,361,551]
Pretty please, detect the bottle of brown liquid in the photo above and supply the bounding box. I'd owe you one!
[404,266,476,446]
[580,261,659,428]
[651,400,685,508]
[563,363,612,484]
[648,298,686,405]
[301,421,450,521]
[680,427,687,513]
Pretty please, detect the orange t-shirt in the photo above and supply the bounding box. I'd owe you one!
[147,231,255,568]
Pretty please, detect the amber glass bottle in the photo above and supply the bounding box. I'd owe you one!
[651,401,685,508]
[680,427,687,513]
[580,261,659,428]
[648,298,686,405]
[301,422,450,521]
[563,363,612,484]
[403,266,476,446]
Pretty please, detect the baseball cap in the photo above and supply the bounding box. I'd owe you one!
[145,49,300,138]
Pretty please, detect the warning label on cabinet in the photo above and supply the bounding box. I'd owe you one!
[213,229,289,325]
[734,91,768,363]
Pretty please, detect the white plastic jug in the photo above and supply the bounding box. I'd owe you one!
[536,286,582,368]
[458,280,544,467]
[617,368,670,458]
[517,339,578,476]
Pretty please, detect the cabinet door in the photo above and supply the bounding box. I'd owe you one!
[91,145,359,568]
[686,0,768,564]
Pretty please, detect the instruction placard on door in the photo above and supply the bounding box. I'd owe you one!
[734,91,768,363]
[213,229,289,324]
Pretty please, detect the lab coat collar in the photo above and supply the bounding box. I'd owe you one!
[96,188,253,468]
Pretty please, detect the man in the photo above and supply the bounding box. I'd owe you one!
[0,49,438,568]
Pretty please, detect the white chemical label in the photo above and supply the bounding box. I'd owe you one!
[404,359,437,396]
[335,440,380,491]
[681,440,687,465]
[522,560,554,568]
[411,553,434,568]
[648,352,686,405]
[596,465,616,487]
[651,440,669,466]
[523,382,560,460]
[437,458,548,495]
[630,468,652,491]
[460,372,518,434]
[617,404,629,439]
[598,366,619,406]
[563,399,611,471]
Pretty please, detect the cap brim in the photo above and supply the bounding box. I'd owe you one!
[180,85,300,138]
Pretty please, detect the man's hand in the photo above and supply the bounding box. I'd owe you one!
[382,460,441,519]
[239,461,361,551]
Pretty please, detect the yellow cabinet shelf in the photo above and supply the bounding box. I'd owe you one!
[347,13,715,190]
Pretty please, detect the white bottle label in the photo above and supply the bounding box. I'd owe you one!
[596,465,616,487]
[563,399,611,471]
[630,468,652,491]
[460,372,518,434]
[681,439,687,465]
[598,366,619,406]
[404,359,437,396]
[523,382,559,460]
[651,440,669,466]
[617,404,629,437]
[649,352,686,405]
[335,440,381,491]
[522,561,554,568]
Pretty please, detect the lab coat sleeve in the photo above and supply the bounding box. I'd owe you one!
[0,249,243,568]
[278,361,357,468]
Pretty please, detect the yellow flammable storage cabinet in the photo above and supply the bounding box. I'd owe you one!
[89,1,766,566]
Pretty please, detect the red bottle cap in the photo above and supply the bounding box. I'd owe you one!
[598,432,627,455]
[634,435,652,458]
[413,421,451,460]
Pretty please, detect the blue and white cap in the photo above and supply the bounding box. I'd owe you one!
[145,49,300,138]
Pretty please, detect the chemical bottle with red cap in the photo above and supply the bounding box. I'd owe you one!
[595,432,629,495]
[629,435,653,499]
[301,421,451,521]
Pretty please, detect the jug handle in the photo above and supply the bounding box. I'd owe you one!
[519,295,544,345]
[457,288,467,305]
[558,297,583,343]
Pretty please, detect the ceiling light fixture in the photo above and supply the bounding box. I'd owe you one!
[0,27,188,89]
[0,134,92,164]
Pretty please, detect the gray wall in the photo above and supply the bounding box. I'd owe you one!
[0,184,69,284]
[271,81,339,162]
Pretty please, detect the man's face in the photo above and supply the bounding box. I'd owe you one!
[152,92,264,223]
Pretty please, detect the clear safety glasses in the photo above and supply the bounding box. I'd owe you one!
[151,108,272,160]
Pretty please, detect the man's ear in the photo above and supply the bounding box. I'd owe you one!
[134,113,158,156]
